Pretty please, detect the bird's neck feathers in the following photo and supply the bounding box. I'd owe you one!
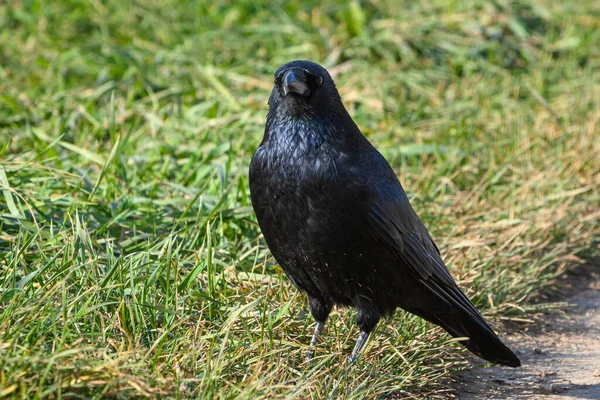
[263,104,365,153]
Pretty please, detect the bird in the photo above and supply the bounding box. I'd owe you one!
[248,60,520,367]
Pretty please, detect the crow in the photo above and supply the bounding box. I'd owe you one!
[249,60,520,367]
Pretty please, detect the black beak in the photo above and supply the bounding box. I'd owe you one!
[282,70,310,97]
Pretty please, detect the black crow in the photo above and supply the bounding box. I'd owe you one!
[249,60,520,367]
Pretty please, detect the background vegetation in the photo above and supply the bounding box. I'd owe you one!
[1,0,598,398]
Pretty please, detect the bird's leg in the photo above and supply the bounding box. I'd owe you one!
[306,321,325,361]
[349,304,380,363]
[306,297,332,361]
[349,330,370,362]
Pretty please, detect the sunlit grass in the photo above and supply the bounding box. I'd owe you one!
[1,0,598,398]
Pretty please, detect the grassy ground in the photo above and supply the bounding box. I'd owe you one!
[1,0,598,398]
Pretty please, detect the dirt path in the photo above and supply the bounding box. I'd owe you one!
[452,265,600,400]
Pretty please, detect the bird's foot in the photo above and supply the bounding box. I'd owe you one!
[305,348,315,362]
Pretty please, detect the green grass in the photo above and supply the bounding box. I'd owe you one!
[1,0,599,398]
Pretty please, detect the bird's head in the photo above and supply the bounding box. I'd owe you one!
[268,60,343,120]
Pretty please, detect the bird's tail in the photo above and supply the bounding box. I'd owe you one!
[433,307,521,367]
[405,280,521,367]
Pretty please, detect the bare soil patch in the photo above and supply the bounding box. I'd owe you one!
[452,264,600,400]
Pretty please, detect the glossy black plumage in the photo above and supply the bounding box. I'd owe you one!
[249,60,520,367]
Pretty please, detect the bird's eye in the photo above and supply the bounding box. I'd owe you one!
[316,76,323,86]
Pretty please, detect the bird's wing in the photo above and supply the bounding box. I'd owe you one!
[368,191,484,312]
[351,151,486,320]
[342,150,453,284]
[364,180,447,280]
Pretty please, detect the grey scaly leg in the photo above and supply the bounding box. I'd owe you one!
[305,297,332,361]
[349,330,370,362]
[348,304,380,362]
[305,321,326,361]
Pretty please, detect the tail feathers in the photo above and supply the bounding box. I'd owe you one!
[406,280,521,367]
[434,310,521,367]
